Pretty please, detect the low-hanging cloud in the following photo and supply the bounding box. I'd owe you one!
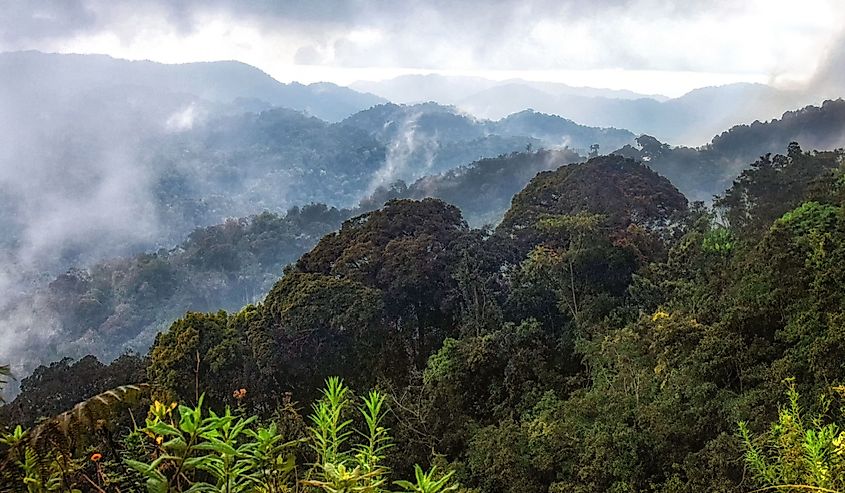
[3,0,844,84]
[366,111,438,195]
[0,50,246,399]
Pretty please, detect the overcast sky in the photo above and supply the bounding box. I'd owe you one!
[2,0,843,97]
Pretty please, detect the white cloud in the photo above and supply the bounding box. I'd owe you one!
[0,0,843,99]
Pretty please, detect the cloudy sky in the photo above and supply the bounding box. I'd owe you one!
[2,0,844,97]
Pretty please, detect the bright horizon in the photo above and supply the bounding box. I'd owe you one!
[4,48,778,99]
[268,66,776,100]
[2,0,841,99]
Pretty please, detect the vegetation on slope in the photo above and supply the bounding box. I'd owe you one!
[362,148,584,226]
[5,205,350,372]
[497,154,688,254]
[614,99,845,202]
[3,145,845,492]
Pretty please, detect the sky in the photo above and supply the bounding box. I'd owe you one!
[1,0,844,97]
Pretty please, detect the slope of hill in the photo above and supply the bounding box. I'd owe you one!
[147,108,387,228]
[615,99,845,202]
[342,103,635,159]
[491,110,634,150]
[362,149,584,226]
[0,51,385,121]
[707,98,845,158]
[0,204,352,397]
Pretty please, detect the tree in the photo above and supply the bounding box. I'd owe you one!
[250,272,398,399]
[147,310,249,407]
[715,147,842,238]
[497,155,687,257]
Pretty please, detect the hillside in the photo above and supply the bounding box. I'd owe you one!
[362,148,584,226]
[708,98,845,158]
[0,51,385,121]
[615,99,845,202]
[0,205,351,394]
[4,143,845,493]
[343,102,635,153]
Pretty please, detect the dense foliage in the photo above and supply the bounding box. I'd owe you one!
[0,378,458,492]
[1,205,351,381]
[4,145,845,491]
[362,149,583,226]
[497,155,688,255]
[740,382,845,492]
[614,99,845,202]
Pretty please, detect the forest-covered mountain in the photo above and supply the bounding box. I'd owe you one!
[354,74,821,145]
[616,99,845,202]
[4,98,845,394]
[0,51,386,122]
[5,144,845,492]
[0,149,586,389]
[2,52,845,493]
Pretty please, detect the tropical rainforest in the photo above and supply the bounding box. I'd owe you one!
[3,135,845,491]
[3,51,845,493]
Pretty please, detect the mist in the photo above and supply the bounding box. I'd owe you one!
[0,1,843,403]
[0,52,622,398]
[0,59,190,391]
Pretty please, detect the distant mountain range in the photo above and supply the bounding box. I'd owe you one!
[340,102,635,162]
[0,51,636,287]
[351,74,667,105]
[352,74,827,146]
[0,51,386,122]
[0,50,843,398]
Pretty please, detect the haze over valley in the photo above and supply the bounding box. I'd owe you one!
[1,2,845,492]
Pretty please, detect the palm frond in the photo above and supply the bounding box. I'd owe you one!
[29,383,150,451]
